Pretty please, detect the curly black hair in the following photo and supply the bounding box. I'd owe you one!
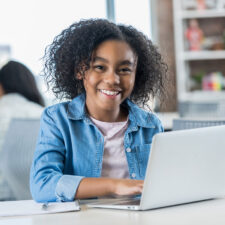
[43,18,167,109]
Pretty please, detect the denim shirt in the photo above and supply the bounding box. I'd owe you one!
[30,93,163,202]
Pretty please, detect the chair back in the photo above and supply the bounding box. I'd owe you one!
[0,118,40,200]
[173,119,225,131]
[178,101,225,118]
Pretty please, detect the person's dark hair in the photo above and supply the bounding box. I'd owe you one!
[0,61,45,107]
[44,18,167,109]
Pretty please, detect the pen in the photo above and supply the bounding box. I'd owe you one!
[42,202,49,210]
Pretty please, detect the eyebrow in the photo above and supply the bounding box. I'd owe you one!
[120,60,134,66]
[93,56,108,63]
[93,56,135,66]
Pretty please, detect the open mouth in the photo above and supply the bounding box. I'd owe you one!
[99,89,121,97]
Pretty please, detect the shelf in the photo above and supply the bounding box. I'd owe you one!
[178,9,225,19]
[180,91,225,101]
[183,50,225,60]
[184,90,225,102]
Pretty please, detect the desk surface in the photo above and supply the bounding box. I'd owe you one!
[1,198,225,225]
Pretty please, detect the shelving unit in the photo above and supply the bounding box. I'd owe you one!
[178,9,225,18]
[183,50,225,60]
[173,0,225,117]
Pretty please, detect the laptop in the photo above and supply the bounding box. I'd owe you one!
[86,125,225,210]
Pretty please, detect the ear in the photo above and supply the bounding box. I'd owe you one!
[75,62,87,80]
[76,73,83,80]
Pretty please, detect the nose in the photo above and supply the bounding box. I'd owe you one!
[105,70,120,85]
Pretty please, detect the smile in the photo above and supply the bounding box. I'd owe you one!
[99,89,121,96]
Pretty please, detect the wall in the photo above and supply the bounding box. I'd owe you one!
[156,0,177,112]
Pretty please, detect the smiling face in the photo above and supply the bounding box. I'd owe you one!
[80,40,137,122]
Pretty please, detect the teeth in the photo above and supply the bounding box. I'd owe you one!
[100,89,120,96]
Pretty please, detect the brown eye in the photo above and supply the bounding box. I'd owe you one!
[119,68,132,73]
[94,65,105,71]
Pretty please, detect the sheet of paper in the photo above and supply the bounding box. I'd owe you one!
[0,200,80,217]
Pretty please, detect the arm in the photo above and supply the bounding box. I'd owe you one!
[30,107,84,202]
[76,178,144,199]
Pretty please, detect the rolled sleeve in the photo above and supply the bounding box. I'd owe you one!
[55,175,84,201]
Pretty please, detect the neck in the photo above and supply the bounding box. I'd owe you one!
[86,105,128,122]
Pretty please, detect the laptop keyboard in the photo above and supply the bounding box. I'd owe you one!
[112,199,140,206]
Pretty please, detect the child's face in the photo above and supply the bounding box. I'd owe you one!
[81,40,137,119]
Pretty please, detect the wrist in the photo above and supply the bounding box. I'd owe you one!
[107,178,118,195]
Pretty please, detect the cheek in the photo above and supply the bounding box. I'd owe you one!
[82,79,88,91]
[83,74,99,91]
[124,76,135,91]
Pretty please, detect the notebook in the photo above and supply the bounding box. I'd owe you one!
[87,125,225,210]
[0,200,80,217]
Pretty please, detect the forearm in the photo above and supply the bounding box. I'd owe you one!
[75,177,114,199]
[75,177,143,199]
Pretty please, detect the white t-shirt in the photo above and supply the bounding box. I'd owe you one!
[90,117,130,179]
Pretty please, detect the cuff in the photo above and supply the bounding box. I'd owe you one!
[55,175,84,201]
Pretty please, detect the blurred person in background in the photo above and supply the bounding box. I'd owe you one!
[0,60,44,200]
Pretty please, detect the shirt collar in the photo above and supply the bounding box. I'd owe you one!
[124,99,155,128]
[67,93,155,128]
[67,93,87,120]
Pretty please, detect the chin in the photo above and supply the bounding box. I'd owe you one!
[99,102,120,111]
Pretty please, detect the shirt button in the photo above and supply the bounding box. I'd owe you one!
[126,147,131,153]
[131,173,136,178]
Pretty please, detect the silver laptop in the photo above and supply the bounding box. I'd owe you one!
[87,125,225,210]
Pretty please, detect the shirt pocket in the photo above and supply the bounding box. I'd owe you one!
[135,144,151,178]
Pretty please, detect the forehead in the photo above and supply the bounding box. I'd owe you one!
[92,40,137,63]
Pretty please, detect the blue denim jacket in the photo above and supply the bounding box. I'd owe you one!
[30,93,163,202]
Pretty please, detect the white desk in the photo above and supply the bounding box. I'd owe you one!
[1,198,225,225]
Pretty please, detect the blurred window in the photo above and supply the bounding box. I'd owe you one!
[0,0,106,75]
[115,0,152,39]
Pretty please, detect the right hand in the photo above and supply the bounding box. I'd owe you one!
[112,179,144,196]
[75,178,144,199]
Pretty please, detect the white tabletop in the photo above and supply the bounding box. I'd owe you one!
[1,198,225,225]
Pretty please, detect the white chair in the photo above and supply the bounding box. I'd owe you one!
[0,118,40,200]
[173,119,225,131]
[178,101,225,118]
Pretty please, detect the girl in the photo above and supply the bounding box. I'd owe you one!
[30,19,167,202]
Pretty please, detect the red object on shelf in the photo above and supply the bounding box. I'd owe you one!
[185,19,204,51]
[197,0,206,10]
